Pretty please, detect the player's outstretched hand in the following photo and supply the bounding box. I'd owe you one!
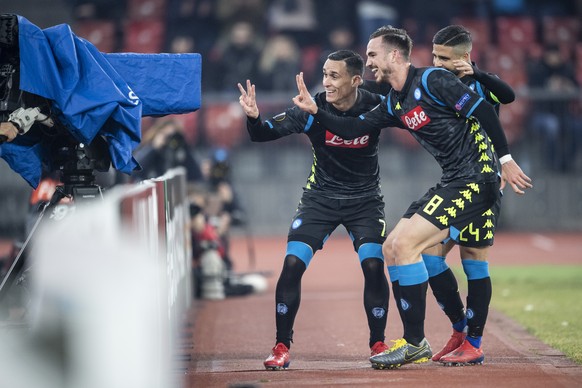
[500,159,533,195]
[293,72,318,115]
[237,80,259,119]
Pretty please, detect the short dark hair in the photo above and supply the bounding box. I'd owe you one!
[369,25,413,60]
[433,25,472,51]
[327,49,365,77]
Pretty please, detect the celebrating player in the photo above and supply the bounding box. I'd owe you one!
[387,24,519,365]
[293,26,532,369]
[238,50,392,370]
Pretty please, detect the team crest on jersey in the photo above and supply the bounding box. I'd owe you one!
[400,105,431,131]
[414,88,422,100]
[273,112,286,121]
[325,131,369,148]
[455,93,471,111]
[292,218,302,229]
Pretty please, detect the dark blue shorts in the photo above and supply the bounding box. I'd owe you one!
[403,180,502,247]
[287,191,387,253]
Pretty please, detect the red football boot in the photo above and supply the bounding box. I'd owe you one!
[440,339,484,366]
[432,329,466,361]
[370,341,390,356]
[264,343,290,370]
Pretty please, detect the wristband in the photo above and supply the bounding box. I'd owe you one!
[499,154,513,165]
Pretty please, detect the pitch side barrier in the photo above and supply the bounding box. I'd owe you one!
[0,168,191,387]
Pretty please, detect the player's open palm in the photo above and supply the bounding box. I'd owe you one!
[293,72,318,114]
[501,159,533,195]
[238,80,259,119]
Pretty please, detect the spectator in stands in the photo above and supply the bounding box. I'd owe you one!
[311,26,357,90]
[210,21,262,92]
[132,118,203,182]
[266,0,317,47]
[165,0,219,55]
[215,0,267,29]
[526,43,580,172]
[257,35,301,92]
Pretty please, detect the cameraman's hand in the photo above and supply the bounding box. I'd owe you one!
[0,121,19,143]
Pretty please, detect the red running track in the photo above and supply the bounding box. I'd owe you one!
[180,232,582,387]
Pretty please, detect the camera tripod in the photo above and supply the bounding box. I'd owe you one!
[0,136,110,319]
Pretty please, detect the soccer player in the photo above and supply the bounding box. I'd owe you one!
[238,50,391,370]
[292,26,532,369]
[387,24,519,364]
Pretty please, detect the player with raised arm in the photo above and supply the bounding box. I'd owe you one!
[238,50,392,370]
[293,26,532,369]
[388,24,520,364]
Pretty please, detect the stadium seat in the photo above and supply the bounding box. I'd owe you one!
[410,44,432,67]
[202,103,246,149]
[542,16,580,45]
[451,17,492,46]
[167,112,200,145]
[498,100,526,144]
[123,19,165,53]
[126,0,168,20]
[483,46,528,88]
[74,20,117,53]
[300,45,322,88]
[495,16,537,49]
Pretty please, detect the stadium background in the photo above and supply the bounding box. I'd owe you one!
[0,0,581,238]
[1,2,581,387]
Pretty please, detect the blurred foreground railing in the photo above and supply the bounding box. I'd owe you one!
[0,168,190,388]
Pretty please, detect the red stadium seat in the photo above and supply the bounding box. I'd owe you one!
[483,46,527,88]
[202,103,246,149]
[166,112,200,145]
[74,20,117,53]
[123,19,165,53]
[300,45,322,88]
[410,44,432,67]
[127,0,167,20]
[451,17,492,46]
[495,17,537,49]
[542,16,580,45]
[498,100,526,144]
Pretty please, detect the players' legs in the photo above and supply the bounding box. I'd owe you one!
[265,246,313,370]
[423,241,468,361]
[382,218,408,335]
[389,214,449,345]
[346,194,389,351]
[423,241,466,332]
[274,250,310,349]
[360,254,389,348]
[272,193,337,350]
[459,246,491,350]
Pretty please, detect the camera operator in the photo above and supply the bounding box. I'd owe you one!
[1,14,55,146]
[131,118,203,183]
[0,121,18,142]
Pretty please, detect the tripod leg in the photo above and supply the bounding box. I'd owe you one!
[0,187,65,307]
